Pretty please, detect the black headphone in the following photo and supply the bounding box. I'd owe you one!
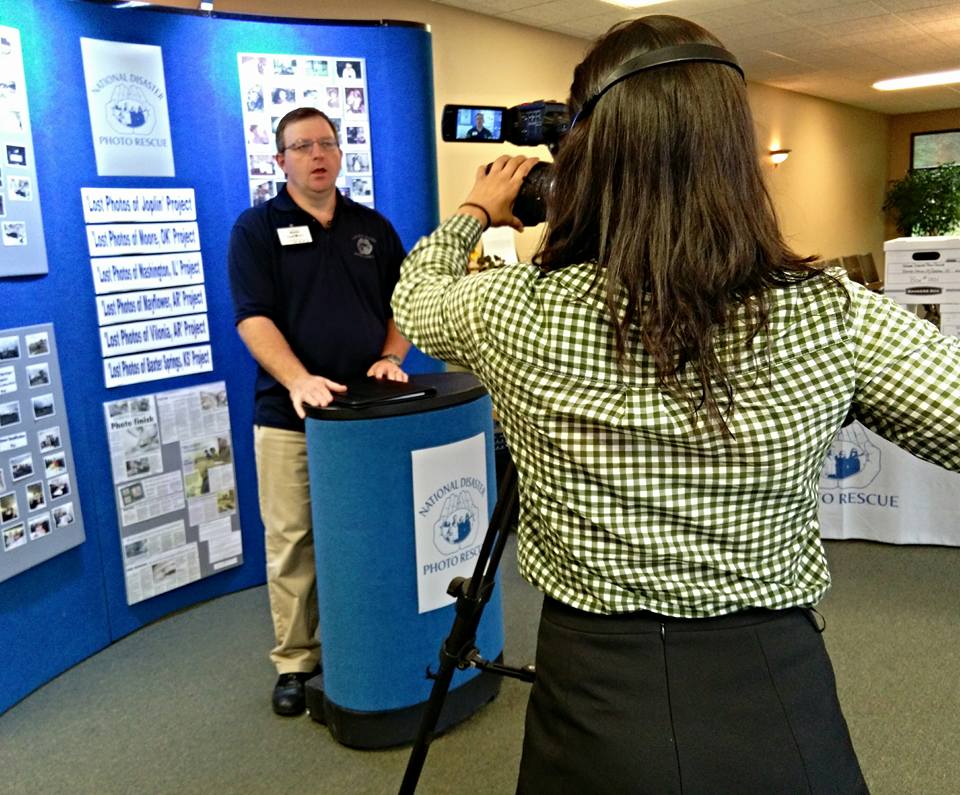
[570,43,744,128]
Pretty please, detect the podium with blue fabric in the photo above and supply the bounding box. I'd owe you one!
[302,371,505,748]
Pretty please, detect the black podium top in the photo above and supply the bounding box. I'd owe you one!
[304,371,488,421]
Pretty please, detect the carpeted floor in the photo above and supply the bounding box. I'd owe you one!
[0,536,957,794]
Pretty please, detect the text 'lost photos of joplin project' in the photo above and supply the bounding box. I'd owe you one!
[104,381,242,605]
[0,324,84,584]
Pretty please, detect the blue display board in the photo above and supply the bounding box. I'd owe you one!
[0,0,440,714]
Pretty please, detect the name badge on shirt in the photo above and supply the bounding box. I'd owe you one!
[277,225,313,246]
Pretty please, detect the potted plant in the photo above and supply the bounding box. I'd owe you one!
[882,163,960,236]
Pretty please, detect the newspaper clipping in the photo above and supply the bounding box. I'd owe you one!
[104,380,242,604]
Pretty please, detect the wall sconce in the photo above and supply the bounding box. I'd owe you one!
[769,148,791,167]
[199,0,214,10]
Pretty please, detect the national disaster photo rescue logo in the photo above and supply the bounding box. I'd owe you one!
[80,38,175,177]
[105,84,157,135]
[432,488,480,556]
[820,422,881,490]
[412,433,489,613]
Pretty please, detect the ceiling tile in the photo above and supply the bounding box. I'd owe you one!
[428,0,960,112]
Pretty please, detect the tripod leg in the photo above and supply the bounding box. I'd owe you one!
[398,462,519,795]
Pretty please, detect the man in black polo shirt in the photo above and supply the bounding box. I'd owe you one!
[466,112,493,140]
[228,107,410,716]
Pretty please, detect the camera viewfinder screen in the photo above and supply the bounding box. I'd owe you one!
[455,108,502,141]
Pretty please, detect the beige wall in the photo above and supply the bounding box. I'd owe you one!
[748,83,890,267]
[155,0,890,265]
[888,108,960,178]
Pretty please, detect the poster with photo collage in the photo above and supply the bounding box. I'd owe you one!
[0,323,85,583]
[0,25,49,276]
[238,52,374,208]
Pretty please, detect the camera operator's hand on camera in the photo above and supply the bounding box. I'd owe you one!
[458,155,539,232]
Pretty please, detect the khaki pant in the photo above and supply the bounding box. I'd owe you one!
[254,425,320,674]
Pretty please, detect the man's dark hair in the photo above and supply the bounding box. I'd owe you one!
[536,15,836,432]
[275,107,339,153]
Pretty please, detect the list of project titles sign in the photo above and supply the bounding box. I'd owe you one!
[83,187,213,387]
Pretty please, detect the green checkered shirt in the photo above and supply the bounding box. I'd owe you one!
[393,215,960,617]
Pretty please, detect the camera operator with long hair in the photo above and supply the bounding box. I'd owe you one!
[393,15,960,793]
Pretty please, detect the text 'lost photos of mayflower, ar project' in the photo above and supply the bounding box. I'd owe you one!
[0,324,84,584]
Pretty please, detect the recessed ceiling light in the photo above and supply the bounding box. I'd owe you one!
[873,69,960,91]
[599,0,674,8]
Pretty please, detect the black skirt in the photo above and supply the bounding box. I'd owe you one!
[517,597,869,795]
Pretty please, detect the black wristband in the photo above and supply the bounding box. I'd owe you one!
[458,202,491,230]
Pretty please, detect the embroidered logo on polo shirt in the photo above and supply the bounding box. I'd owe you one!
[353,234,375,258]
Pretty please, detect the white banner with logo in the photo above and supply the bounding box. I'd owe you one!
[80,38,175,177]
[818,422,960,546]
[411,433,489,613]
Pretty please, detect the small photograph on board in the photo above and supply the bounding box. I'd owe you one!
[26,362,50,388]
[350,177,373,199]
[25,332,49,357]
[302,58,328,77]
[346,126,366,145]
[336,60,362,80]
[25,481,45,511]
[346,152,369,173]
[239,55,267,78]
[248,154,275,177]
[43,451,67,478]
[0,399,19,428]
[300,88,321,108]
[272,57,297,76]
[271,86,297,109]
[53,501,75,528]
[1,221,26,246]
[0,336,19,361]
[325,87,340,112]
[2,522,26,551]
[7,175,31,201]
[10,452,34,482]
[0,491,19,523]
[245,85,264,112]
[344,88,365,114]
[250,180,275,207]
[28,512,51,540]
[246,122,270,146]
[31,393,55,420]
[48,473,71,499]
[6,144,26,167]
[38,426,62,451]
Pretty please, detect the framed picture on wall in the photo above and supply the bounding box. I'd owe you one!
[911,128,960,169]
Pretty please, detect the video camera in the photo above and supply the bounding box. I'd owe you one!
[440,101,570,227]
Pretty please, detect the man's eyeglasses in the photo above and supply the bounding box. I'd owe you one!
[282,138,339,154]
